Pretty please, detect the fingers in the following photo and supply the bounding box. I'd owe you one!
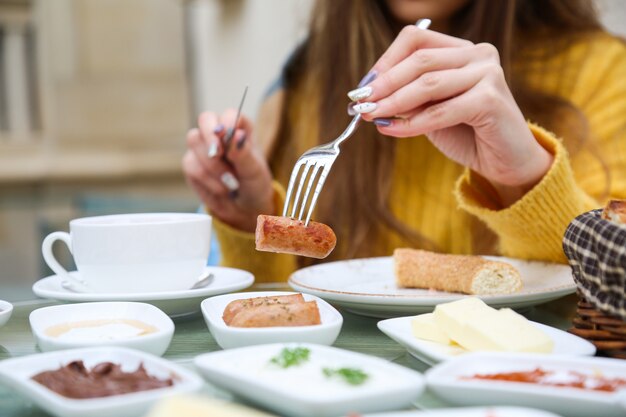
[197,112,223,158]
[361,45,486,103]
[182,149,232,197]
[364,63,492,120]
[375,79,499,138]
[371,26,472,76]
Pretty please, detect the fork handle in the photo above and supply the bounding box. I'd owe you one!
[334,114,362,149]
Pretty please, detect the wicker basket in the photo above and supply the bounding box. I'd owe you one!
[563,209,626,359]
[570,293,626,359]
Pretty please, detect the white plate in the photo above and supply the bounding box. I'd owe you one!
[32,266,254,317]
[362,406,563,417]
[289,256,575,317]
[201,291,343,349]
[0,346,203,417]
[377,316,596,365]
[0,300,13,328]
[194,342,425,417]
[30,302,174,356]
[425,352,626,417]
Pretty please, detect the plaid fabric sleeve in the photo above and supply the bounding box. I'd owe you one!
[562,209,626,320]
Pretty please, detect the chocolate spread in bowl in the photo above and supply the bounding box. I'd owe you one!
[31,360,174,399]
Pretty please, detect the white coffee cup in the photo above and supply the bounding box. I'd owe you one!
[42,213,212,293]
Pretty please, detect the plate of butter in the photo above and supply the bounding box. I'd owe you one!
[377,298,595,365]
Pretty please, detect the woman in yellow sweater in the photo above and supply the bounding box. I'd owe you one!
[183,0,626,283]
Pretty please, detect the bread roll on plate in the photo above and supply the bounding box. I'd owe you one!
[255,215,336,259]
[394,248,522,295]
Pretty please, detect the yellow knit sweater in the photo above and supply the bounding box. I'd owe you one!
[213,33,626,283]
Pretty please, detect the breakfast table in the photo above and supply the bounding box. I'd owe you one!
[0,283,577,417]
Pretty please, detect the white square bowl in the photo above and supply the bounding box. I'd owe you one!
[0,346,203,417]
[0,300,13,328]
[194,342,425,417]
[201,291,343,349]
[425,352,626,417]
[29,302,174,356]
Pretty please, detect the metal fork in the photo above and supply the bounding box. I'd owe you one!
[282,113,362,226]
[283,18,431,226]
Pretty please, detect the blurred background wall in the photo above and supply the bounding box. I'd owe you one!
[0,0,623,301]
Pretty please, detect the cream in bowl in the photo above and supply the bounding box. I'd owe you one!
[30,302,174,356]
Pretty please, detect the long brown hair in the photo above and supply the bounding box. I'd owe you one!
[270,0,603,264]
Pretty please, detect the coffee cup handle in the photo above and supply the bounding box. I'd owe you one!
[42,232,85,285]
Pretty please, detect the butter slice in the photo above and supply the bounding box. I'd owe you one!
[433,297,553,353]
[411,313,451,344]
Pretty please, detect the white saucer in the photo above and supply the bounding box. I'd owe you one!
[32,266,254,318]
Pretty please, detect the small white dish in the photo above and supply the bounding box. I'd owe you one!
[425,352,626,417]
[201,291,343,349]
[0,346,203,417]
[0,300,13,328]
[361,406,563,417]
[30,302,174,356]
[377,315,596,365]
[194,342,425,417]
[32,266,254,317]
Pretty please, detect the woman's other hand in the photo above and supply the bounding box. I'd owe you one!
[350,26,553,205]
[182,109,274,232]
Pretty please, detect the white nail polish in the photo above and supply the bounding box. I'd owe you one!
[347,86,373,101]
[353,102,377,114]
[207,141,218,158]
[221,172,240,191]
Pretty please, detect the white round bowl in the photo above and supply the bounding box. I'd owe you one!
[29,302,174,355]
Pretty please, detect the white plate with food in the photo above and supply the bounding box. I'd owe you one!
[289,255,574,317]
[0,346,203,417]
[0,300,13,328]
[32,266,254,318]
[201,291,342,349]
[425,352,626,417]
[361,406,563,417]
[194,343,425,417]
[30,302,174,355]
[377,315,595,366]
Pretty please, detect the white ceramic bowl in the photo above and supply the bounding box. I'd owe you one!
[201,291,343,349]
[425,352,626,417]
[0,300,13,328]
[0,346,203,417]
[194,342,425,417]
[29,302,174,356]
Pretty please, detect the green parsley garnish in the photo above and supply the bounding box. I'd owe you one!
[322,367,369,385]
[269,347,310,368]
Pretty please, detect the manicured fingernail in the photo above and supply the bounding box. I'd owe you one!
[207,141,218,158]
[373,118,392,127]
[236,133,247,150]
[352,102,377,114]
[347,103,357,116]
[347,86,373,101]
[357,70,377,88]
[213,124,224,134]
[221,172,239,191]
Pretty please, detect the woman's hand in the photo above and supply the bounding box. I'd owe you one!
[350,26,553,205]
[182,109,274,232]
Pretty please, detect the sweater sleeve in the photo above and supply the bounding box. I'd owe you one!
[212,181,297,283]
[455,37,626,263]
[455,124,596,263]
